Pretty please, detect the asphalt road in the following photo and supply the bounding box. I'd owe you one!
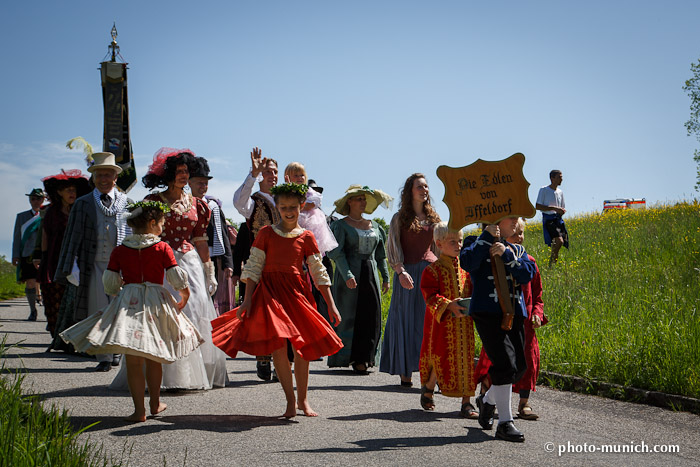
[1,297,699,467]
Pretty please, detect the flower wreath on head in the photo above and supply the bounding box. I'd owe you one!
[147,147,196,177]
[125,200,171,219]
[269,182,309,198]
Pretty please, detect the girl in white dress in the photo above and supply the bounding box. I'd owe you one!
[284,162,338,255]
[61,202,203,422]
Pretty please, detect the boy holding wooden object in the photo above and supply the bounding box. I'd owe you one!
[418,222,478,418]
[460,216,535,442]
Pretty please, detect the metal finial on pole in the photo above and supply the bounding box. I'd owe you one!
[109,22,119,62]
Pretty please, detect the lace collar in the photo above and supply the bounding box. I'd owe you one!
[121,233,162,249]
[157,191,193,215]
[271,225,305,238]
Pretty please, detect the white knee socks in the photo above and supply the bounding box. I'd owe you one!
[484,383,513,424]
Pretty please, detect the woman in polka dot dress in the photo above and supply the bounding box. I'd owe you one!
[110,148,229,391]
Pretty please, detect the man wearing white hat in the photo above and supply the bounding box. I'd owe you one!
[55,152,131,371]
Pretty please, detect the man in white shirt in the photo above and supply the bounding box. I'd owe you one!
[232,147,279,381]
[233,147,279,228]
[535,170,568,265]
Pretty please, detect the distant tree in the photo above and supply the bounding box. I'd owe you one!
[373,217,390,256]
[373,217,389,234]
[683,59,700,191]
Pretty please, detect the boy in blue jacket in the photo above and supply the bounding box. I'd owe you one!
[460,216,535,442]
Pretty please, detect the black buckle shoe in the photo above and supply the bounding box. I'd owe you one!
[495,421,525,442]
[257,360,272,381]
[476,394,495,430]
[95,362,112,372]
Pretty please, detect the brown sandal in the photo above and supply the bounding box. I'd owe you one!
[460,402,479,419]
[420,386,435,411]
[518,405,539,420]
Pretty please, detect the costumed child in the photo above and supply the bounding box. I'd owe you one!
[460,216,535,442]
[473,218,548,420]
[60,201,204,422]
[211,183,343,418]
[418,222,479,419]
[284,162,339,327]
[284,162,338,255]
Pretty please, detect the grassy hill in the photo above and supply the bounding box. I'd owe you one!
[521,201,700,398]
[0,256,26,301]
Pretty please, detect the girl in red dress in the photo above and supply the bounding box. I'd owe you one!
[212,183,343,418]
[61,202,204,422]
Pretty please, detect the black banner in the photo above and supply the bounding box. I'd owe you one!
[101,61,136,192]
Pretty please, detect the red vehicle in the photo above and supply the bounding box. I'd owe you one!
[603,198,646,213]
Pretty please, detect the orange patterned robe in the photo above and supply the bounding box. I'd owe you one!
[419,254,476,397]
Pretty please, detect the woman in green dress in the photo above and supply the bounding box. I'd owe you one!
[327,185,392,373]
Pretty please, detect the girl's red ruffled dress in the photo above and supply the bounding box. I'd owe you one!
[211,225,343,361]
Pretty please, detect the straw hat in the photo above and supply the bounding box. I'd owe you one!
[87,152,122,174]
[334,185,393,216]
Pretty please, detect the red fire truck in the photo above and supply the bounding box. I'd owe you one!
[602,198,646,213]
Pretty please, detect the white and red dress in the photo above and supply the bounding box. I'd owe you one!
[60,234,203,364]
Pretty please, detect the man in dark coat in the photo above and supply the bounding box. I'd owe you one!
[12,188,45,320]
[55,153,130,371]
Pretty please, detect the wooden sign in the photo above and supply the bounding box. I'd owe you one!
[436,153,535,230]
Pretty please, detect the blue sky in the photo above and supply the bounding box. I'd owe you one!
[2,1,699,258]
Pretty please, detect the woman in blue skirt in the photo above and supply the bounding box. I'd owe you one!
[379,173,441,386]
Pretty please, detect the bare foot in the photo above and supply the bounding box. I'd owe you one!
[124,412,146,423]
[297,401,318,417]
[150,402,167,416]
[283,401,297,419]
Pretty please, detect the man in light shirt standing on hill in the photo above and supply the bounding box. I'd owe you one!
[535,170,568,266]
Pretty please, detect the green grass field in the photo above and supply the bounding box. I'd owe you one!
[0,337,128,466]
[519,201,700,398]
[0,256,26,301]
[380,202,700,398]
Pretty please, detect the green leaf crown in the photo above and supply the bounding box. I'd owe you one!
[270,182,309,197]
[127,200,171,213]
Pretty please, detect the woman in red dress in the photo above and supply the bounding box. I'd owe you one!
[111,148,228,391]
[212,183,343,418]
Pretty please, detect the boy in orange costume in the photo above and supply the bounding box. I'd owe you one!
[418,222,478,418]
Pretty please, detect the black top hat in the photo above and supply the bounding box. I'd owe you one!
[190,157,212,179]
[26,188,46,198]
[307,179,323,194]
